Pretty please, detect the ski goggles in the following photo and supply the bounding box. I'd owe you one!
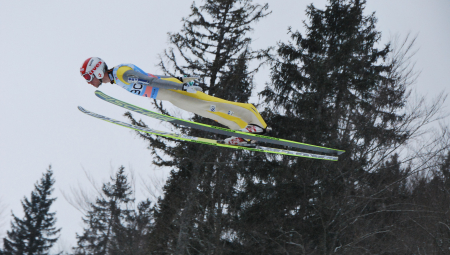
[82,73,94,82]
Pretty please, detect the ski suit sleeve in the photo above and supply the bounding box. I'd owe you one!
[112,64,200,98]
[122,70,185,91]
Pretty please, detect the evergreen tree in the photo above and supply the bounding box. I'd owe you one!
[126,0,270,253]
[262,0,406,153]
[1,167,60,255]
[73,166,153,255]
[231,0,425,253]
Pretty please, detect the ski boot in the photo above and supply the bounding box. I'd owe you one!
[220,124,271,146]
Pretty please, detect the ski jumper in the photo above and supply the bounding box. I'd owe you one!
[110,64,267,130]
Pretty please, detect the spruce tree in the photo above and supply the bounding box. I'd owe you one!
[231,0,421,253]
[73,166,153,255]
[126,0,270,253]
[1,167,60,255]
[262,0,405,152]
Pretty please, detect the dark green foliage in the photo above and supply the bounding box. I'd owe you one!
[401,152,450,253]
[232,0,417,254]
[73,167,153,255]
[161,0,269,96]
[1,167,60,255]
[262,0,407,153]
[121,0,449,254]
[124,0,270,254]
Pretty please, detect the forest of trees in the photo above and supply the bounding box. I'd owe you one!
[2,0,450,254]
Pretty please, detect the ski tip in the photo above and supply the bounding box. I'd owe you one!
[78,106,89,113]
[94,90,107,96]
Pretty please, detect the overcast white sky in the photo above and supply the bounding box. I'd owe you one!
[1,0,449,252]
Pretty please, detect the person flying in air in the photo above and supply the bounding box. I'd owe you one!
[80,57,269,145]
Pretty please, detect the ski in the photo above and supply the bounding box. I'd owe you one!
[78,106,339,161]
[94,90,344,156]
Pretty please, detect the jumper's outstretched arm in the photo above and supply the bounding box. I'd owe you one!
[122,70,198,91]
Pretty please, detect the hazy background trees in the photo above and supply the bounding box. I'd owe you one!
[0,167,60,255]
[72,166,153,255]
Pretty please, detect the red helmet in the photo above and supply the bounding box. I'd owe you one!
[80,57,107,82]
